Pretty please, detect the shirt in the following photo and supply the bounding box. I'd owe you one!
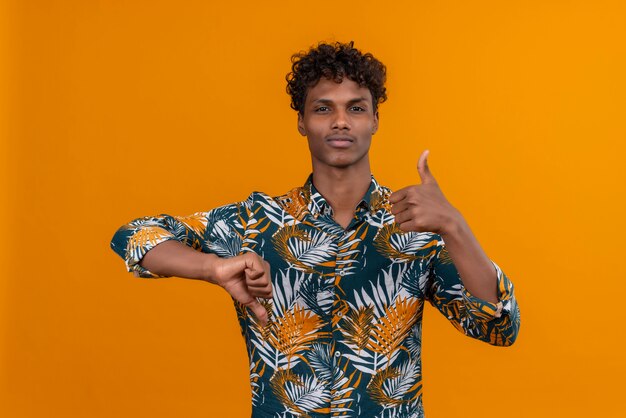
[110,174,520,418]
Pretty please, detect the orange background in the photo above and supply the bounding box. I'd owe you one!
[2,1,625,417]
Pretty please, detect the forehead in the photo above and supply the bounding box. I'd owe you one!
[305,77,373,103]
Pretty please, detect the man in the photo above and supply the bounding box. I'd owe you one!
[111,41,520,417]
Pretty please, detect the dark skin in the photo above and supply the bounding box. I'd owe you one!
[297,78,377,229]
[139,242,272,325]
[139,76,499,327]
[299,78,499,303]
[389,150,499,303]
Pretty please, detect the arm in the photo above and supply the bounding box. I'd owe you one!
[390,150,520,345]
[137,239,219,281]
[438,216,498,303]
[110,203,272,324]
[427,233,520,346]
[140,240,272,325]
[109,212,208,278]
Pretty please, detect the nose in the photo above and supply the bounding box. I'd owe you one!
[332,109,351,130]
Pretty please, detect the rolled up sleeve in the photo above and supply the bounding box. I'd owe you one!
[110,213,208,278]
[426,239,521,347]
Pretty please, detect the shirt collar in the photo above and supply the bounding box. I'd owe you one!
[303,174,390,218]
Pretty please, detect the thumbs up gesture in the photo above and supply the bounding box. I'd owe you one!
[389,150,462,235]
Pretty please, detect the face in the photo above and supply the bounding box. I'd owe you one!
[298,77,379,171]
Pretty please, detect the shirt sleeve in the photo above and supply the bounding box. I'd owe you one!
[425,234,520,346]
[110,197,253,278]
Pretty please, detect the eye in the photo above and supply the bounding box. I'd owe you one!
[350,106,366,112]
[315,106,330,112]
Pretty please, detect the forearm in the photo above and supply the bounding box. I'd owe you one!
[139,240,219,284]
[440,216,498,303]
[136,236,271,325]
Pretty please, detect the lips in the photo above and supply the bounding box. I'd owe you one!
[326,135,355,149]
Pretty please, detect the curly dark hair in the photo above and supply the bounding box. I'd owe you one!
[286,41,387,115]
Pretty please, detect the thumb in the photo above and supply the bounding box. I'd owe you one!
[245,298,268,326]
[417,150,436,184]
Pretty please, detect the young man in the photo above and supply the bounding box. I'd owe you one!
[111,41,520,418]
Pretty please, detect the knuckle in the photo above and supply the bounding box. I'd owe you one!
[246,252,260,262]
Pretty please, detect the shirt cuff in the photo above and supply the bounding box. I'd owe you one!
[461,260,513,320]
[125,226,177,278]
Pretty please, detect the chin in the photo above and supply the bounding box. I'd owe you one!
[313,151,369,170]
[326,157,358,168]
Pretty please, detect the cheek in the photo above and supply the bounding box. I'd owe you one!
[307,124,324,136]
[356,121,375,137]
[305,128,324,145]
[306,137,322,154]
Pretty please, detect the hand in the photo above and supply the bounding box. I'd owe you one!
[389,150,462,234]
[208,252,272,326]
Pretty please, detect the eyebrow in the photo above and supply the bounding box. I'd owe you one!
[312,97,369,106]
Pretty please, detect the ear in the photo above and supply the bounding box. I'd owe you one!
[297,112,306,136]
[372,111,379,134]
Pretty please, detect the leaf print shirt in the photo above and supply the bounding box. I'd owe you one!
[110,174,521,418]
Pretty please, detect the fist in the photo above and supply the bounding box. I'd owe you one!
[209,252,272,326]
[389,150,461,234]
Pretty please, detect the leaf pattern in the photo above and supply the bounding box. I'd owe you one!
[297,277,333,317]
[126,225,173,263]
[266,305,329,366]
[111,174,521,417]
[368,298,422,359]
[373,223,437,263]
[273,224,337,273]
[367,360,421,408]
[250,354,267,407]
[340,305,375,352]
[270,370,330,416]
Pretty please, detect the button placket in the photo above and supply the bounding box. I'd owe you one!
[329,225,353,414]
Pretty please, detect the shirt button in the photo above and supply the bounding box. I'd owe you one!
[338,270,345,276]
[336,311,343,318]
[334,351,341,358]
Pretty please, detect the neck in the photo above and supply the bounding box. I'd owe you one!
[311,161,372,215]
